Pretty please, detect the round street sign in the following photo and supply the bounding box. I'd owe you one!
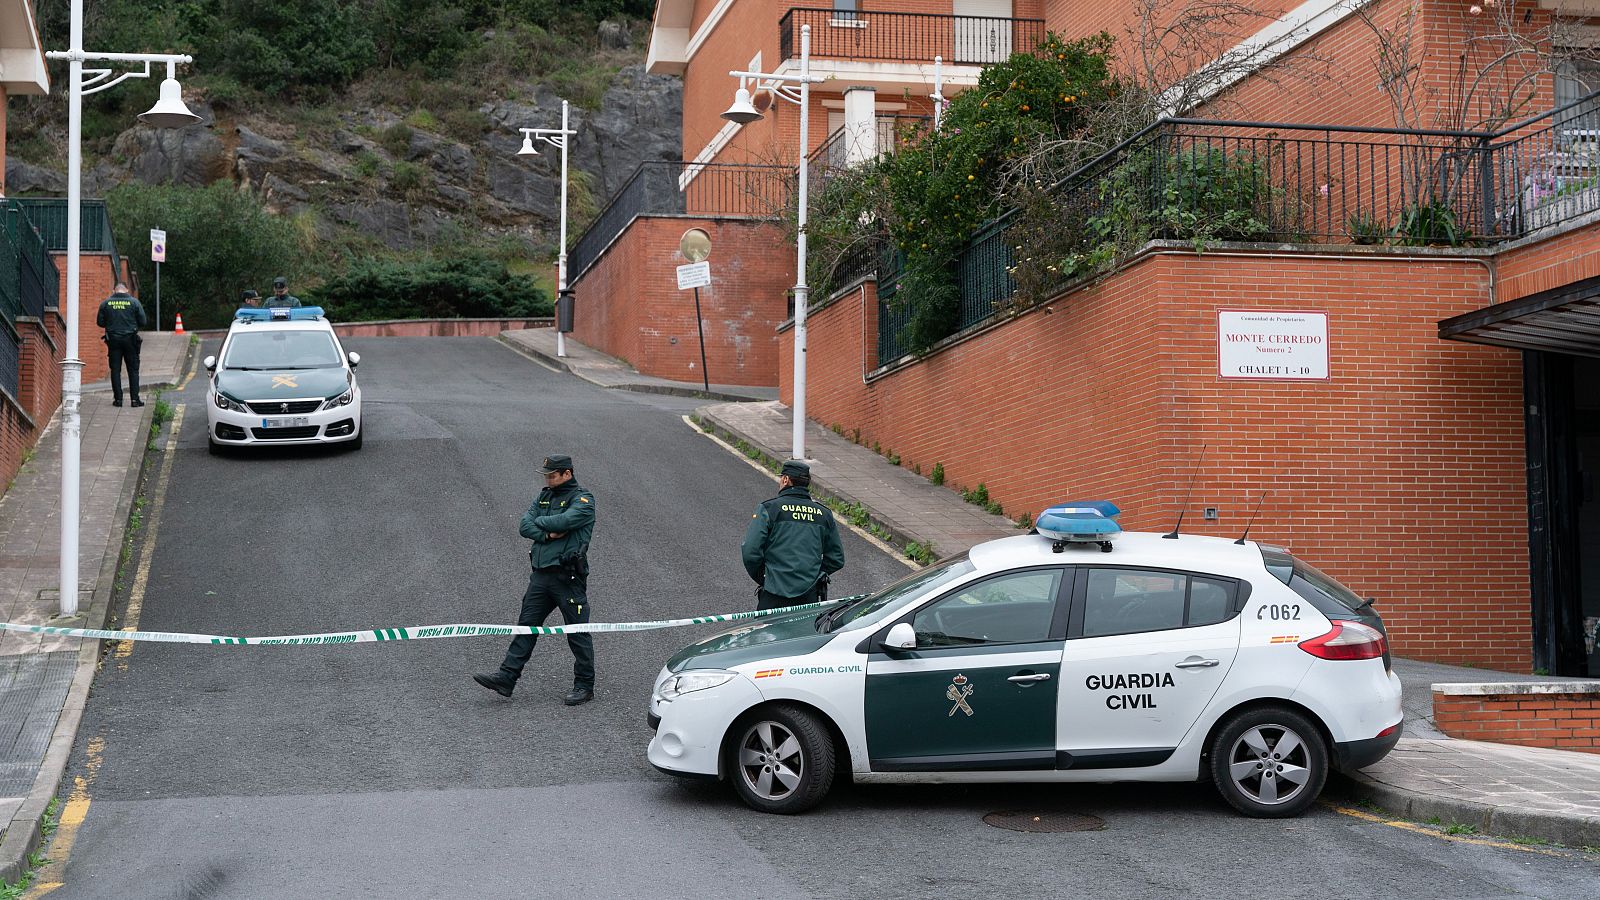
[679,227,711,262]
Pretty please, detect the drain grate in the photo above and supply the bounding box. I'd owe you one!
[982,810,1105,833]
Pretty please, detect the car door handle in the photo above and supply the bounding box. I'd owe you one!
[1008,673,1052,683]
[1175,658,1220,669]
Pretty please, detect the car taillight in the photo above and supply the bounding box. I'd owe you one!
[1298,621,1387,660]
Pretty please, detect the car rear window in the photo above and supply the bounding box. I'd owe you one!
[1259,546,1369,617]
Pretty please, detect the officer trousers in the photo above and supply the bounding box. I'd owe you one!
[500,568,593,689]
[757,583,819,612]
[106,334,141,403]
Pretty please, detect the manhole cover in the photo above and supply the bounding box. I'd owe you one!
[982,810,1105,833]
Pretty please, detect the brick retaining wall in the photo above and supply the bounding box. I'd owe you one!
[1433,684,1600,753]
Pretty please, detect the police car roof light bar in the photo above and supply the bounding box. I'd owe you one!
[235,306,326,322]
[1163,443,1208,540]
[1235,490,1269,545]
[1037,500,1122,554]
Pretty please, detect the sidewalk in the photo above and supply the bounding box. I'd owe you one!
[499,328,778,403]
[0,332,189,884]
[521,334,1600,846]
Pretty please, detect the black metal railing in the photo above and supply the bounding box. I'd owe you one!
[809,115,931,190]
[4,202,62,321]
[871,89,1600,365]
[567,161,793,282]
[781,8,1046,66]
[8,197,124,286]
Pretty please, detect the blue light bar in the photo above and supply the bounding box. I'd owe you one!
[1037,500,1122,549]
[235,306,325,321]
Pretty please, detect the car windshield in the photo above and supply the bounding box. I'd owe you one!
[830,554,977,632]
[223,331,341,370]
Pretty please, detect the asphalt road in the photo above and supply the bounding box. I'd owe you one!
[43,337,1600,899]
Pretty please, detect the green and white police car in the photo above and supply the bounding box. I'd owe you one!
[648,502,1402,817]
[203,307,363,454]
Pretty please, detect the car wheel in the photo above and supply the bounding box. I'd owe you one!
[727,704,835,815]
[1209,705,1328,818]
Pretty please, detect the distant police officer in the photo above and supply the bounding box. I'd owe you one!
[241,289,262,308]
[96,281,146,408]
[475,455,597,705]
[267,276,302,308]
[742,460,845,611]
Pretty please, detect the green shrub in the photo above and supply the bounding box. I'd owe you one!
[929,463,945,486]
[304,255,552,321]
[1393,200,1465,246]
[1346,212,1387,245]
[390,161,427,195]
[380,123,414,157]
[354,151,382,179]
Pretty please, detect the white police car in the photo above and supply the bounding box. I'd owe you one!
[648,501,1402,817]
[203,307,363,454]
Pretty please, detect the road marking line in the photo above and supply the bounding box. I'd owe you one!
[1323,802,1569,856]
[116,406,184,666]
[26,737,105,897]
[683,415,917,569]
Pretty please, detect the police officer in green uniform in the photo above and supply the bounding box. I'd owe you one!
[267,276,302,308]
[742,460,845,611]
[475,455,597,705]
[95,282,146,408]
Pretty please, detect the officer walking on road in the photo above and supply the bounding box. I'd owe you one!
[267,276,302,308]
[96,281,146,408]
[475,455,597,706]
[742,460,845,611]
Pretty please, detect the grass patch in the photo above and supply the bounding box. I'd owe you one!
[929,462,944,486]
[1443,822,1479,836]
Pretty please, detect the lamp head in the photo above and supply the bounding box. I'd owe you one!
[721,86,763,124]
[137,77,202,128]
[518,134,539,156]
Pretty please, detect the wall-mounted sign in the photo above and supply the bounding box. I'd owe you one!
[1217,309,1329,380]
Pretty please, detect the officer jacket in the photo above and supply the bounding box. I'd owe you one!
[266,293,303,308]
[741,486,845,598]
[520,480,595,570]
[96,293,146,337]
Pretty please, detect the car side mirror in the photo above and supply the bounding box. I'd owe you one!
[203,355,216,372]
[347,351,360,368]
[882,622,916,652]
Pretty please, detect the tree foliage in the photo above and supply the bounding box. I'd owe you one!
[304,256,552,321]
[107,181,302,330]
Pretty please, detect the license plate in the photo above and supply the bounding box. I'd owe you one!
[261,417,310,428]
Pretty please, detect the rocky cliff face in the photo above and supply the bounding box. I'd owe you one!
[4,63,682,254]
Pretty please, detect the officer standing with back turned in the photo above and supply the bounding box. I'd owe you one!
[742,460,845,611]
[475,455,597,705]
[96,281,145,408]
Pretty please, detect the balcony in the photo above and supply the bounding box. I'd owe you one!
[808,115,930,185]
[780,8,1045,67]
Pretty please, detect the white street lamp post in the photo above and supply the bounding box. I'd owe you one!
[932,55,946,129]
[517,99,577,358]
[722,24,824,460]
[46,1,199,618]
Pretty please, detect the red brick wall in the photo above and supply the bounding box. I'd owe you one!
[1495,219,1600,303]
[52,253,123,385]
[1,310,64,498]
[782,250,1532,668]
[571,216,794,386]
[329,319,552,339]
[0,83,8,194]
[1434,690,1600,753]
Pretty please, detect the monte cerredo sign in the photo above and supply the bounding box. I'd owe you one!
[1217,309,1329,381]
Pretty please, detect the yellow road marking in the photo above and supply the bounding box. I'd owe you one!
[27,737,106,897]
[116,406,183,666]
[1324,803,1569,856]
[683,415,917,569]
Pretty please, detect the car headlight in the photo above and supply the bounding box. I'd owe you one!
[213,390,246,412]
[655,671,736,701]
[321,389,353,410]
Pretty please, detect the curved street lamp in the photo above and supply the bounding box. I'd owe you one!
[513,99,578,357]
[45,3,198,618]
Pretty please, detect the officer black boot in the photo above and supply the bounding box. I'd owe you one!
[564,685,594,706]
[473,672,515,697]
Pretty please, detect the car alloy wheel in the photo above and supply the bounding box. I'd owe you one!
[1209,705,1328,818]
[726,703,835,815]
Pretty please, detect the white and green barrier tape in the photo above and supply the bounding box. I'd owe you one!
[0,596,856,647]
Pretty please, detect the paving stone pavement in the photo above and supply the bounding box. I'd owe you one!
[0,331,188,882]
[500,328,777,403]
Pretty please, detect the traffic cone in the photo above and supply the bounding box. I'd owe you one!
[173,314,185,335]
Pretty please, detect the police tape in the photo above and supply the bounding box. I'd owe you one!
[0,595,861,647]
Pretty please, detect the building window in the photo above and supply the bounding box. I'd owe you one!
[833,0,859,23]
[1555,57,1600,128]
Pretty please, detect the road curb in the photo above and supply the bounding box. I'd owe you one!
[496,335,770,404]
[0,401,160,886]
[1334,769,1600,848]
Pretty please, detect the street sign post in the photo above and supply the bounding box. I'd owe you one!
[150,228,166,331]
[677,229,714,393]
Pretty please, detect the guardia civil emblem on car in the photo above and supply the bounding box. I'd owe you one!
[648,500,1403,818]
[946,673,974,717]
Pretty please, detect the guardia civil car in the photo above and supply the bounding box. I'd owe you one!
[648,502,1402,817]
[203,307,363,454]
